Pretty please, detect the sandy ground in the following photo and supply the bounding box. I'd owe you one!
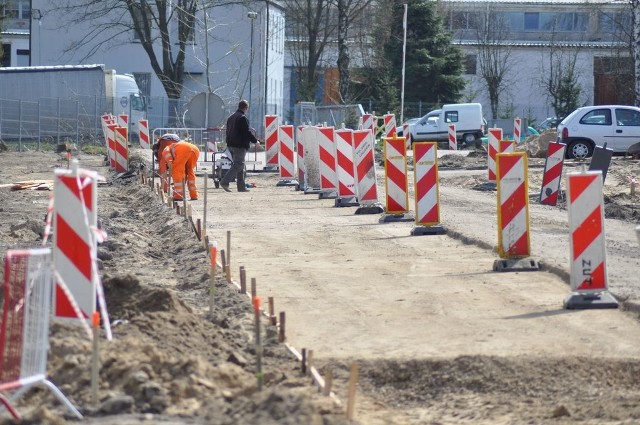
[0,144,639,424]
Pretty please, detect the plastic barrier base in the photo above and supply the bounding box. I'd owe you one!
[379,212,415,223]
[319,190,338,199]
[493,258,540,272]
[304,187,322,195]
[564,292,619,310]
[411,225,447,236]
[295,182,307,191]
[262,165,279,172]
[276,179,299,187]
[355,204,385,215]
[335,196,359,208]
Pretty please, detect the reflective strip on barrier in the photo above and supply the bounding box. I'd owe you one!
[278,125,295,179]
[448,124,457,151]
[568,171,608,292]
[264,115,279,166]
[499,140,515,154]
[403,123,411,147]
[487,128,503,181]
[107,124,117,169]
[384,114,396,138]
[296,126,306,184]
[335,129,357,198]
[138,119,150,149]
[117,114,128,130]
[361,114,374,134]
[318,127,338,191]
[353,129,378,204]
[539,142,566,206]
[114,126,129,173]
[413,142,440,226]
[514,118,522,144]
[496,152,530,258]
[383,136,409,214]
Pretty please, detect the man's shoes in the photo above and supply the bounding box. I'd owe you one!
[221,183,231,192]
[238,188,250,192]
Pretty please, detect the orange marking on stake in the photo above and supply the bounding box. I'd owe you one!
[253,296,261,312]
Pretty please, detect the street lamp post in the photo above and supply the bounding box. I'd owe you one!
[248,11,258,110]
[400,3,408,125]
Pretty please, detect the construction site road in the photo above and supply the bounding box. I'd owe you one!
[190,166,640,362]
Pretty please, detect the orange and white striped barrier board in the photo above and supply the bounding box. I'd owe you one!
[496,152,530,258]
[353,129,380,210]
[296,125,306,190]
[499,140,515,154]
[334,128,358,206]
[1,248,83,420]
[277,125,297,186]
[487,128,503,181]
[138,119,150,149]
[539,142,566,206]
[448,124,457,150]
[117,113,128,130]
[564,170,618,309]
[513,118,522,144]
[413,142,441,227]
[384,113,397,138]
[403,123,412,149]
[264,115,279,169]
[53,163,99,322]
[383,136,410,215]
[318,126,338,196]
[114,126,129,173]
[107,123,117,169]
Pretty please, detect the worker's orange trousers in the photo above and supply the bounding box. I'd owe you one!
[171,142,200,200]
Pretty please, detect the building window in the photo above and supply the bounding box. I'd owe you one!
[599,12,631,35]
[16,48,29,66]
[450,11,478,30]
[464,54,477,75]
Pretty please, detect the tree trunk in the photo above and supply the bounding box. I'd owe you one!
[337,0,350,103]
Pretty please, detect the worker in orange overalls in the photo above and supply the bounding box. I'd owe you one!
[153,133,180,192]
[163,140,200,201]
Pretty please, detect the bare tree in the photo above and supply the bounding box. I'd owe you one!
[334,0,373,104]
[474,6,514,119]
[540,43,582,119]
[284,0,336,102]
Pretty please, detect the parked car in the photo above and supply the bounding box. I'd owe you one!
[556,105,640,159]
[409,103,485,147]
[536,117,560,132]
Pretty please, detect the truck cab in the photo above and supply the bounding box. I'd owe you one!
[106,71,146,139]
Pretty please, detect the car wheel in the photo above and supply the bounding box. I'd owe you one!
[567,140,594,159]
[463,133,476,146]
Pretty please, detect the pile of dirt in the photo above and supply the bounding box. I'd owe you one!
[0,152,347,425]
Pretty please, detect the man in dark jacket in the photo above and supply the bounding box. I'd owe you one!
[220,100,260,192]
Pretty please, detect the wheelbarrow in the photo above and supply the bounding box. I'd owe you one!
[210,148,245,188]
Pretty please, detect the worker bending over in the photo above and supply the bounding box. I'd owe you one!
[153,133,180,192]
[163,140,200,201]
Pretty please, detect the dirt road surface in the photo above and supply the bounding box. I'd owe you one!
[1,148,640,424]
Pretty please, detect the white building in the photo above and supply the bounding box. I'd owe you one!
[438,0,633,123]
[25,0,285,133]
[1,0,31,66]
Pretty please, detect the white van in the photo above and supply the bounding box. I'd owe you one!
[409,103,485,147]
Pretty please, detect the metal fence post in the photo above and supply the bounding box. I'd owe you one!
[57,98,61,145]
[18,100,23,152]
[76,100,80,146]
[37,101,41,150]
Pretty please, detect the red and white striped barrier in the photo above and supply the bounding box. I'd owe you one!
[513,118,522,144]
[403,123,412,149]
[334,128,358,206]
[1,248,83,420]
[264,115,279,169]
[301,126,321,191]
[53,163,98,322]
[318,126,338,196]
[114,126,129,173]
[278,125,295,179]
[384,113,397,138]
[383,136,410,215]
[496,152,530,258]
[539,142,566,206]
[107,123,117,169]
[413,142,441,226]
[138,119,150,149]
[564,170,617,308]
[353,129,379,209]
[487,128,503,181]
[296,125,306,190]
[117,113,128,130]
[361,113,374,135]
[448,124,457,150]
[499,140,515,154]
